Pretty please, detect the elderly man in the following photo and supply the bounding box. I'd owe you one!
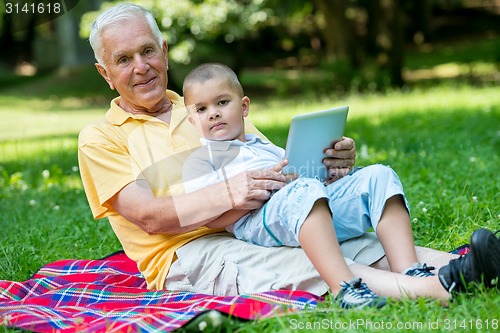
[78,3,500,303]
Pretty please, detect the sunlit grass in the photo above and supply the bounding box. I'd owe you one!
[247,84,499,146]
[0,82,499,333]
[0,107,104,141]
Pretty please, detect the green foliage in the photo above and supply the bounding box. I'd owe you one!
[77,0,500,96]
[80,0,278,64]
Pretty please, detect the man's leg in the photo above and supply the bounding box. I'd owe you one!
[372,229,500,296]
[372,246,458,271]
[166,231,384,296]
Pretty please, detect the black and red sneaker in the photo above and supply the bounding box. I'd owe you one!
[438,228,500,293]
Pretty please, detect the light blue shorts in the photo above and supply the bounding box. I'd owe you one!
[229,177,327,247]
[326,164,409,242]
[228,164,409,246]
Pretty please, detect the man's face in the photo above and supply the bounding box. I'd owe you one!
[96,16,169,114]
[185,79,249,142]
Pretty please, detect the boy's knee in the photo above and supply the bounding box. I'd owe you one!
[363,164,397,181]
[294,177,325,191]
[288,177,327,201]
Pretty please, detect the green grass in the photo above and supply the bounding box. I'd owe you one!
[1,33,499,331]
[0,83,499,332]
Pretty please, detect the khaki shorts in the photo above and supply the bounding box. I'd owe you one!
[165,232,384,296]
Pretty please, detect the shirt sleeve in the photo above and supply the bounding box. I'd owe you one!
[182,148,222,193]
[78,126,139,219]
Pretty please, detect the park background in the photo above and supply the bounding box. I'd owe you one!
[0,0,499,332]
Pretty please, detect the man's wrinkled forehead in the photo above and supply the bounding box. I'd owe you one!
[100,18,157,58]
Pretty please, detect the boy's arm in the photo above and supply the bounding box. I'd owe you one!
[205,208,252,229]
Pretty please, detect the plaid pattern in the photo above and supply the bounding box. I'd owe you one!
[0,251,319,333]
[451,244,470,256]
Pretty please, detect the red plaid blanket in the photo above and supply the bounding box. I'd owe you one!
[0,251,319,332]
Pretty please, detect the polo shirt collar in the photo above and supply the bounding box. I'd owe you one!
[200,134,270,151]
[105,90,187,127]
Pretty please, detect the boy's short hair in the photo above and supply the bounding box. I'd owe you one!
[183,63,244,97]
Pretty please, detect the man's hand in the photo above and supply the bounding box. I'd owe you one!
[323,137,356,184]
[205,160,291,230]
[226,160,288,210]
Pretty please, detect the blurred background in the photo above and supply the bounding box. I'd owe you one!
[1,0,499,99]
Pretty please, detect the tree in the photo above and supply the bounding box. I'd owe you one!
[365,0,405,87]
[311,0,354,65]
[147,0,275,72]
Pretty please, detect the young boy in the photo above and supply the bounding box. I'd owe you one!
[181,62,500,308]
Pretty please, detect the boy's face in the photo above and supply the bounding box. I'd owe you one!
[185,79,249,142]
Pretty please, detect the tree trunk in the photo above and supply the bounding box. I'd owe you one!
[56,10,79,70]
[0,13,16,66]
[372,0,405,87]
[413,0,433,42]
[312,0,354,65]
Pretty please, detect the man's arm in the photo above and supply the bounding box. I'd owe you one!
[109,167,287,235]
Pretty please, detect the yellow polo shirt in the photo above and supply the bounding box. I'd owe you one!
[78,90,263,290]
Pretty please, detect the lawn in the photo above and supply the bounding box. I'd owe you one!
[1,34,499,331]
[0,80,499,332]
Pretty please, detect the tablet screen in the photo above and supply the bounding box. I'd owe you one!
[282,106,349,182]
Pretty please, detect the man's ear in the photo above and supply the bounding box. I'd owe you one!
[162,41,169,69]
[95,63,115,90]
[242,96,250,117]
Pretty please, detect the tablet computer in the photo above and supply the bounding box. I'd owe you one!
[282,105,349,182]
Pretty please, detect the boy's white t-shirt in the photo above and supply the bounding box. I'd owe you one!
[183,134,285,193]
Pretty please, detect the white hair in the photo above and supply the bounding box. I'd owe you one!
[89,3,163,65]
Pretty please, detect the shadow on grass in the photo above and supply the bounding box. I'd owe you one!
[0,107,498,281]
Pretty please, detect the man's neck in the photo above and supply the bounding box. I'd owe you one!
[119,98,173,123]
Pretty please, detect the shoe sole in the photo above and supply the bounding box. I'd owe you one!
[470,228,500,287]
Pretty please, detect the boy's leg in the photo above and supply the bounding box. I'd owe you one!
[230,177,330,247]
[298,199,354,295]
[375,194,419,272]
[299,198,387,309]
[326,164,420,273]
[349,263,450,300]
[252,178,358,295]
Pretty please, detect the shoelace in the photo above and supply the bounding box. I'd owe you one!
[419,263,436,274]
[349,279,376,298]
